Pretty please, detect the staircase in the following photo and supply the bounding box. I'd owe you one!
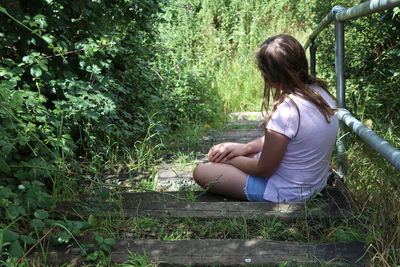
[42,112,367,266]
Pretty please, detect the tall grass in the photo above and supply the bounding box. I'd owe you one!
[162,0,313,113]
[344,120,400,266]
[214,58,263,112]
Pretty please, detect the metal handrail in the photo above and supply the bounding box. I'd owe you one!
[339,110,400,170]
[304,0,400,49]
[336,0,400,21]
[304,12,335,50]
[303,0,400,176]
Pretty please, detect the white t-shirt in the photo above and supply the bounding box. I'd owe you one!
[264,85,339,202]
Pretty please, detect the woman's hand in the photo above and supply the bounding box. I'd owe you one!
[222,129,289,178]
[208,142,246,163]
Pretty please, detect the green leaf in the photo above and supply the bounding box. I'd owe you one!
[95,236,103,244]
[30,219,45,229]
[1,143,13,155]
[9,240,24,259]
[34,209,49,220]
[103,238,115,246]
[85,251,100,261]
[86,64,101,74]
[0,158,11,175]
[18,184,26,190]
[88,214,95,225]
[6,205,25,219]
[3,58,16,67]
[393,7,400,18]
[33,14,47,28]
[30,64,42,77]
[42,34,54,44]
[38,60,48,72]
[20,235,36,245]
[2,230,19,242]
[0,186,13,198]
[333,228,360,242]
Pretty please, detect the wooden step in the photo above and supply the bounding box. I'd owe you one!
[169,128,265,153]
[57,186,352,221]
[38,239,367,266]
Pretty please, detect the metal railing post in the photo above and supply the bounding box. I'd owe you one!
[333,6,347,179]
[302,0,400,180]
[310,40,317,76]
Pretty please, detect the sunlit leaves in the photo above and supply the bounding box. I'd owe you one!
[0,0,221,260]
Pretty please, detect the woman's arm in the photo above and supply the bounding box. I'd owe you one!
[208,136,265,163]
[224,129,289,177]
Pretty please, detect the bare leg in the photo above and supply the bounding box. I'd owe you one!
[193,162,248,200]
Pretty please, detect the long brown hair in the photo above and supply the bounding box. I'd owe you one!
[256,34,336,128]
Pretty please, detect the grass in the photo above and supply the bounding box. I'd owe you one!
[8,20,398,267]
[11,92,398,267]
[47,113,397,267]
[214,56,264,113]
[17,121,388,266]
[343,126,400,266]
[70,135,398,266]
[4,1,398,266]
[86,216,366,243]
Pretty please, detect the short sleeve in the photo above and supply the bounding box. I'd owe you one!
[266,100,299,139]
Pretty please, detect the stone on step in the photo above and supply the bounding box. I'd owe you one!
[157,176,200,191]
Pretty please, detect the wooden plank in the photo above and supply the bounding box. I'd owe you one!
[122,201,350,220]
[229,111,263,120]
[57,187,352,221]
[206,129,264,138]
[121,191,242,202]
[39,239,367,266]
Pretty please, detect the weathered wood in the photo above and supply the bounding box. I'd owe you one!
[57,187,352,221]
[204,129,264,139]
[121,190,242,202]
[229,111,264,120]
[39,239,367,266]
[157,164,198,179]
[167,129,264,153]
[226,120,262,129]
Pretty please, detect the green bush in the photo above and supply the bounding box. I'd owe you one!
[0,0,222,260]
[312,1,400,123]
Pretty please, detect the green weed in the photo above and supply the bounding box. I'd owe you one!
[343,127,400,266]
[116,251,157,267]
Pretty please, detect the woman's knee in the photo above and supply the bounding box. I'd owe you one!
[193,163,206,186]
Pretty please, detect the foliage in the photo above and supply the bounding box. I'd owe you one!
[311,0,400,122]
[0,0,221,262]
[1,0,399,265]
[158,0,317,112]
[309,1,400,265]
[157,1,400,265]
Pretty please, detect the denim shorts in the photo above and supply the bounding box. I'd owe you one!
[243,175,270,202]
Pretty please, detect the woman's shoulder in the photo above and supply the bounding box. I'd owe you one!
[309,84,336,108]
[286,84,336,109]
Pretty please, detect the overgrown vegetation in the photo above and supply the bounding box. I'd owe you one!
[0,0,220,264]
[0,0,399,265]
[311,2,400,266]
